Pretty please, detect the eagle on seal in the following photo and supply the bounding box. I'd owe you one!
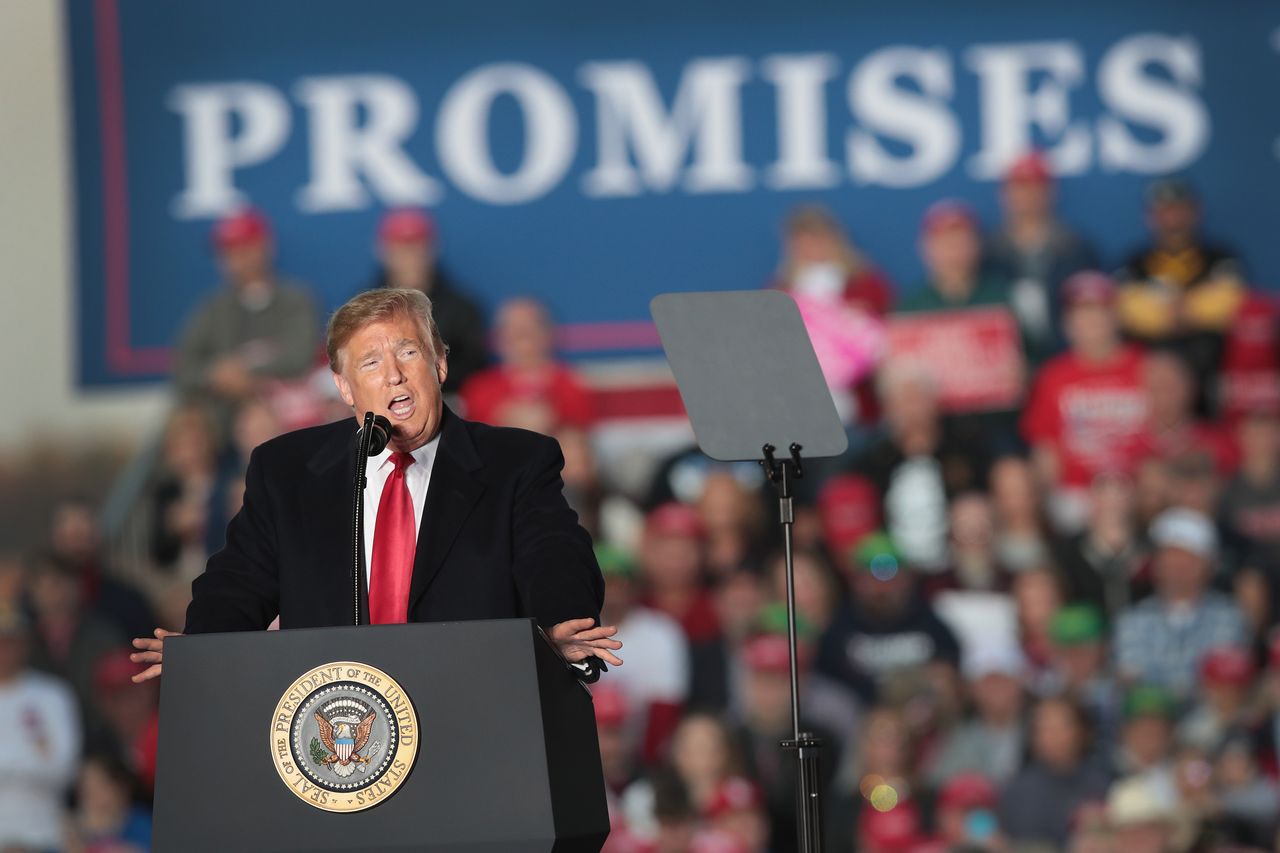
[315,710,377,778]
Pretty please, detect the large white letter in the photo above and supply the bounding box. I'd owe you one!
[436,63,577,205]
[762,53,841,190]
[169,82,290,218]
[965,41,1091,179]
[1097,34,1209,173]
[579,58,753,197]
[847,47,960,188]
[294,75,441,212]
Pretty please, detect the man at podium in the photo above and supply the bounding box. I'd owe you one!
[131,288,622,681]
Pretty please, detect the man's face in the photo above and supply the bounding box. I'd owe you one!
[921,225,980,287]
[1148,200,1199,245]
[380,241,434,290]
[496,300,554,368]
[332,313,448,453]
[218,242,272,286]
[1002,179,1053,221]
[1153,546,1210,600]
[1123,715,1172,768]
[1065,302,1118,354]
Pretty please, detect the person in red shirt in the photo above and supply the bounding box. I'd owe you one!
[1127,350,1238,472]
[459,296,595,433]
[639,503,720,645]
[1021,271,1149,531]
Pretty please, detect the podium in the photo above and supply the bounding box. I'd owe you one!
[153,619,610,852]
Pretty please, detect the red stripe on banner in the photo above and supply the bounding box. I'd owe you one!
[556,321,662,352]
[590,384,686,420]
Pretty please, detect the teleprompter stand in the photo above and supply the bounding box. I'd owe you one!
[651,291,848,853]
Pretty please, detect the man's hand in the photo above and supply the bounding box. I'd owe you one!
[130,628,183,683]
[548,618,623,668]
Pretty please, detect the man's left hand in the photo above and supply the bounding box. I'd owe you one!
[549,618,623,667]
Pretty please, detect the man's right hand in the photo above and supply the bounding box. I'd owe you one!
[131,628,182,683]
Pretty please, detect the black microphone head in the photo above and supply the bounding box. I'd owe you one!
[366,414,393,456]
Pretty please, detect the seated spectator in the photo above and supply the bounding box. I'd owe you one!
[638,503,719,646]
[926,643,1028,787]
[1114,509,1246,698]
[1000,696,1112,848]
[900,201,1009,315]
[1129,351,1237,471]
[372,208,489,391]
[933,772,1006,850]
[1116,178,1246,408]
[1041,605,1121,741]
[815,532,960,703]
[48,497,156,642]
[1021,271,1149,531]
[1103,775,1190,853]
[687,570,765,714]
[594,685,639,795]
[24,552,124,720]
[0,606,80,853]
[1177,647,1259,754]
[697,471,768,580]
[597,544,690,766]
[984,151,1098,365]
[766,551,842,637]
[855,362,990,571]
[71,751,152,852]
[1219,408,1280,634]
[150,403,218,575]
[1051,471,1150,619]
[815,474,881,575]
[926,491,1012,596]
[703,777,769,853]
[88,649,158,789]
[173,208,320,429]
[460,297,595,433]
[674,714,748,818]
[1113,685,1178,804]
[845,707,923,846]
[773,205,891,421]
[1012,566,1066,675]
[989,455,1052,572]
[1211,731,1280,847]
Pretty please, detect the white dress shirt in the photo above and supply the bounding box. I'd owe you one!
[0,671,80,849]
[362,434,440,592]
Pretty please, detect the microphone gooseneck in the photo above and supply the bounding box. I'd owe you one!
[351,411,391,626]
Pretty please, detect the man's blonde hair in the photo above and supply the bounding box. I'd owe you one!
[326,288,448,372]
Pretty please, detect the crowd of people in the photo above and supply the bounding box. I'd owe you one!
[4,151,1280,852]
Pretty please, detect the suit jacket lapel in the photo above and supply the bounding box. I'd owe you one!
[306,420,365,625]
[408,406,484,614]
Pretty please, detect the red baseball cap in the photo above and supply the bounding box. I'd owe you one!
[742,633,801,674]
[378,208,437,245]
[645,502,705,540]
[705,777,764,819]
[94,648,145,693]
[1200,646,1256,686]
[859,799,923,852]
[937,772,998,812]
[1005,152,1054,185]
[818,475,880,563]
[591,685,629,727]
[920,200,978,237]
[212,208,271,250]
[1062,271,1116,307]
[689,829,750,853]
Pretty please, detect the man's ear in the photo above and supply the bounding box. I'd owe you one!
[332,371,355,407]
[435,357,448,388]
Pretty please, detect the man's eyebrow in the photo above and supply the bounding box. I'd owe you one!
[356,347,380,362]
[395,338,420,349]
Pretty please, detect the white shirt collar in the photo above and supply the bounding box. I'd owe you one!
[369,432,441,472]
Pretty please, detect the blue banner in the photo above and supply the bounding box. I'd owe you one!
[67,0,1280,385]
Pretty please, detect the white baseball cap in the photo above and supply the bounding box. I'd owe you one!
[1149,508,1217,559]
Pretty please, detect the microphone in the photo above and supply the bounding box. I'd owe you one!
[359,414,393,457]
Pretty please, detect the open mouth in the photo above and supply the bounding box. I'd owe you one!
[388,394,414,419]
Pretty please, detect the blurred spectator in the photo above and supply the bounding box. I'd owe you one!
[855,362,990,571]
[597,544,690,766]
[1219,409,1280,634]
[1042,605,1121,740]
[1211,731,1280,846]
[1113,509,1246,697]
[999,696,1111,848]
[1051,472,1149,619]
[1103,774,1189,853]
[594,684,638,795]
[846,707,922,850]
[984,151,1098,365]
[1176,647,1258,753]
[1012,566,1065,676]
[703,777,769,853]
[558,426,604,538]
[815,532,960,704]
[0,606,80,852]
[697,472,767,580]
[372,208,489,391]
[25,553,125,718]
[48,498,156,642]
[173,208,320,429]
[206,396,284,556]
[150,403,218,575]
[1021,271,1149,532]
[1113,685,1178,804]
[815,474,880,575]
[687,570,765,714]
[1116,178,1246,407]
[639,504,719,645]
[900,201,1009,315]
[88,649,159,792]
[459,297,594,433]
[927,643,1028,787]
[933,772,1006,850]
[989,455,1052,572]
[928,491,1011,595]
[766,552,841,637]
[71,751,152,852]
[1129,351,1237,471]
[773,205,891,421]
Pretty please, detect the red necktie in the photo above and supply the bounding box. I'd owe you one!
[369,451,416,624]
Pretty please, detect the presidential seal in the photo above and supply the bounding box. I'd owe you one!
[270,661,418,813]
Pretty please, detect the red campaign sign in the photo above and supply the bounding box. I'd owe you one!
[886,307,1025,412]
